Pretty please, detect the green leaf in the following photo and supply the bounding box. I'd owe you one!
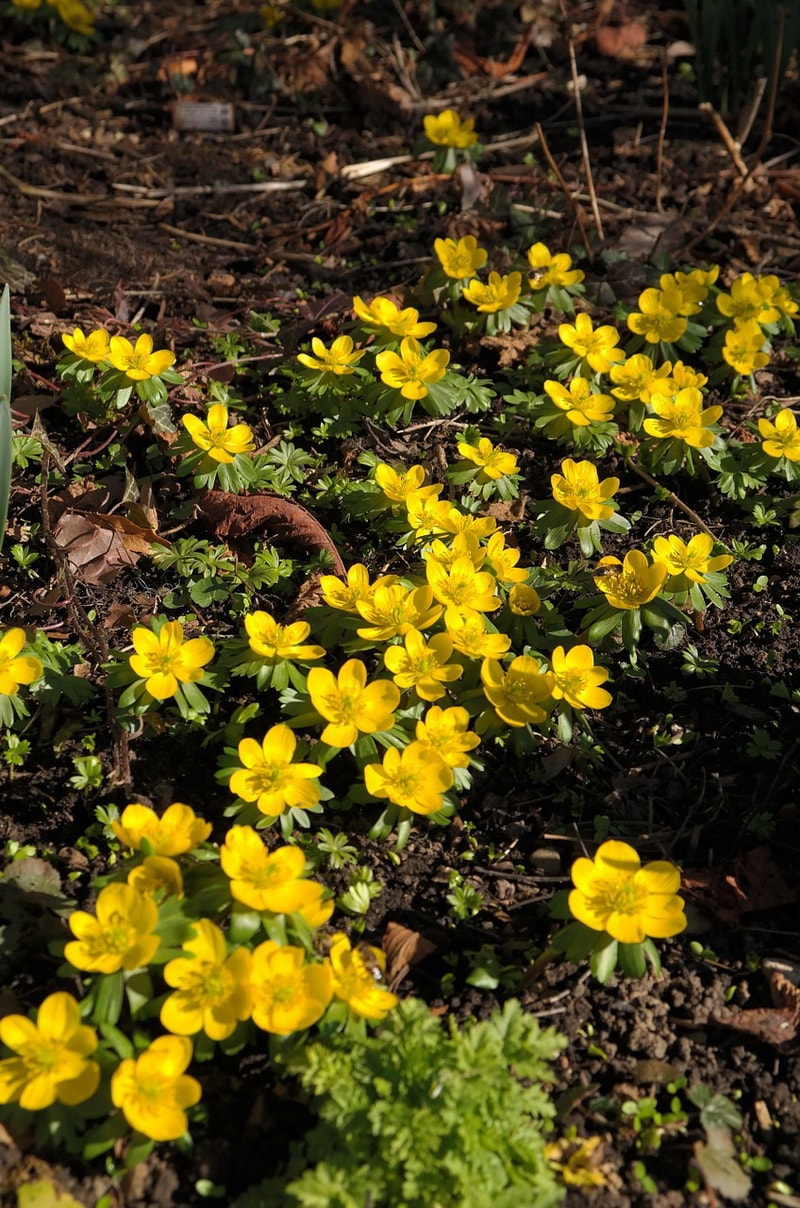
[17,1180,86,1208]
[589,935,618,983]
[92,971,124,1027]
[617,942,647,978]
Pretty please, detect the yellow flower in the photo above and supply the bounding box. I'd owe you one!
[544,378,615,426]
[670,360,707,391]
[403,490,453,539]
[426,555,500,613]
[545,1134,607,1187]
[423,109,477,149]
[375,336,450,400]
[112,802,211,856]
[508,584,541,616]
[319,563,399,613]
[643,387,722,449]
[352,296,436,340]
[229,724,322,816]
[433,235,488,280]
[549,645,612,711]
[296,335,365,375]
[384,629,462,701]
[551,458,620,522]
[364,742,454,815]
[482,532,528,585]
[328,933,398,1021]
[0,993,100,1111]
[480,656,553,727]
[440,507,497,541]
[558,313,625,374]
[65,883,160,975]
[424,532,483,573]
[182,403,254,464]
[716,272,780,326]
[461,271,522,314]
[307,659,400,747]
[127,856,184,901]
[355,583,443,642]
[54,0,93,35]
[650,533,733,583]
[107,333,175,381]
[414,705,480,768]
[220,826,333,923]
[593,551,668,610]
[444,609,512,659]
[61,327,110,363]
[0,628,42,697]
[244,611,324,664]
[161,920,252,1042]
[128,620,214,701]
[722,320,770,376]
[609,354,672,404]
[627,287,687,343]
[456,436,518,480]
[526,242,584,290]
[249,941,333,1035]
[758,408,800,461]
[374,462,427,505]
[111,1035,201,1142]
[568,839,686,944]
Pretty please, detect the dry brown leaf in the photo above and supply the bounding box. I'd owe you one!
[710,1004,800,1051]
[383,921,436,990]
[53,511,168,584]
[683,845,797,926]
[198,490,347,577]
[595,21,648,59]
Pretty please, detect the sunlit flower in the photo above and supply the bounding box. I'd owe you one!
[415,704,480,768]
[374,462,427,505]
[758,408,800,461]
[424,532,483,573]
[355,583,443,642]
[107,333,175,381]
[627,287,687,343]
[0,628,42,698]
[244,611,325,664]
[482,532,528,585]
[423,109,478,149]
[549,645,612,711]
[508,584,541,616]
[650,533,733,585]
[721,320,770,376]
[558,313,625,374]
[643,388,723,449]
[319,563,399,613]
[440,507,497,541]
[353,296,436,340]
[403,490,453,539]
[444,609,512,659]
[307,659,400,747]
[669,360,707,391]
[182,403,254,464]
[383,629,462,701]
[569,840,687,944]
[220,826,333,924]
[249,941,332,1035]
[545,1134,608,1187]
[716,272,780,326]
[229,724,322,816]
[61,327,110,363]
[544,378,615,426]
[593,551,668,610]
[0,993,100,1111]
[551,458,620,521]
[127,856,184,901]
[296,335,365,375]
[609,354,672,404]
[128,620,215,701]
[364,742,454,815]
[481,656,553,727]
[526,242,584,290]
[375,337,450,400]
[456,436,519,480]
[112,802,211,856]
[434,235,488,280]
[65,883,160,975]
[328,933,398,1021]
[462,271,522,314]
[111,1035,201,1142]
[426,555,500,613]
[161,919,252,1042]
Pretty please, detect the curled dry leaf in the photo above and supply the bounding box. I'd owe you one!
[198,489,347,577]
[53,512,167,585]
[382,921,437,991]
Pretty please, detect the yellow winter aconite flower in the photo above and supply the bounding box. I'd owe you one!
[716,272,781,326]
[568,839,687,944]
[375,336,450,400]
[425,532,483,573]
[722,320,770,376]
[161,919,252,1042]
[111,1035,201,1142]
[328,933,398,1021]
[593,551,668,610]
[128,621,215,701]
[626,286,687,344]
[658,271,708,315]
[440,505,497,541]
[544,378,615,426]
[551,458,620,522]
[182,403,255,463]
[61,327,110,363]
[758,408,800,461]
[229,724,323,816]
[107,333,175,381]
[307,659,400,748]
[444,609,512,659]
[434,235,488,280]
[415,705,481,768]
[456,436,519,480]
[249,942,333,1035]
[112,802,212,856]
[0,993,100,1111]
[297,335,365,375]
[508,584,541,616]
[352,296,436,340]
[403,490,453,539]
[383,629,462,701]
[526,242,584,289]
[65,883,160,975]
[549,645,612,711]
[545,1134,608,1187]
[481,656,553,727]
[609,354,672,404]
[558,313,625,374]
[54,0,93,34]
[650,533,733,582]
[220,826,333,923]
[462,271,522,314]
[669,360,707,391]
[423,109,478,149]
[643,388,723,449]
[355,583,443,642]
[426,555,500,613]
[0,628,42,698]
[364,742,454,816]
[319,563,399,613]
[127,856,184,901]
[244,611,325,664]
[482,533,527,586]
[374,462,427,505]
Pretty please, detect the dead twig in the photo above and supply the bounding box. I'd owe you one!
[625,457,716,539]
[559,2,604,241]
[699,102,752,185]
[655,49,669,213]
[534,123,592,258]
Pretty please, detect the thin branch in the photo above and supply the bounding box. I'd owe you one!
[625,457,716,538]
[655,49,669,213]
[534,122,592,259]
[559,2,603,241]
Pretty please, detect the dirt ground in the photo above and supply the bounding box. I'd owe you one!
[2,0,800,1204]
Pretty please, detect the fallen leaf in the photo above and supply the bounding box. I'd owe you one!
[198,490,347,577]
[683,845,797,926]
[53,511,167,584]
[383,921,436,990]
[710,1003,800,1051]
[595,21,648,59]
[693,1127,752,1202]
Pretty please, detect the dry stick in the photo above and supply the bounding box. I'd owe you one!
[559,3,604,242]
[683,167,755,258]
[752,4,785,164]
[534,122,592,259]
[655,49,669,214]
[625,456,716,538]
[699,102,751,182]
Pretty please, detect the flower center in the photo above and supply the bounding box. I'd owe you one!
[594,873,648,916]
